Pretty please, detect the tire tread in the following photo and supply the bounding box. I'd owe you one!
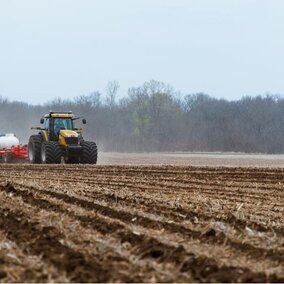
[42,142,62,164]
[80,141,98,164]
[28,135,42,164]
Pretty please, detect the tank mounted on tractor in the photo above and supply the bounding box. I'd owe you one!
[28,111,97,164]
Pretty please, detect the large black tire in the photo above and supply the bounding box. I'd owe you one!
[41,142,62,164]
[80,141,98,164]
[66,157,79,164]
[28,135,42,164]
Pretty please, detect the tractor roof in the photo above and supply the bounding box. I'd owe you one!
[44,111,74,118]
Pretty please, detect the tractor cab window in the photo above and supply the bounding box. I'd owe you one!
[44,119,49,130]
[53,118,73,136]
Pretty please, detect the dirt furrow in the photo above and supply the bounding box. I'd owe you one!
[0,229,66,282]
[0,187,183,282]
[3,168,284,195]
[0,164,283,282]
[6,181,284,269]
[3,164,284,183]
[3,183,282,282]
[0,184,258,282]
[0,207,110,282]
[5,171,283,219]
[11,178,284,236]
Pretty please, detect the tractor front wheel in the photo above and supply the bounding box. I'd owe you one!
[80,141,98,164]
[41,142,62,164]
[28,135,42,164]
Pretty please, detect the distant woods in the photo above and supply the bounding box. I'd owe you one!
[0,80,284,153]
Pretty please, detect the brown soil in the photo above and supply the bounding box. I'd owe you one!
[0,163,283,282]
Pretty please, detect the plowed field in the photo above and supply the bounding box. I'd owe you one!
[0,164,283,282]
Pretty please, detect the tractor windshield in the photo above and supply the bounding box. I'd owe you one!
[53,118,73,136]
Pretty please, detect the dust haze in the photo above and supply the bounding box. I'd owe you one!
[1,80,284,154]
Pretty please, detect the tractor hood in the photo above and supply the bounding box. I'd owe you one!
[59,130,79,138]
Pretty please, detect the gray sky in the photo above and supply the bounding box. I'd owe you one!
[0,0,283,104]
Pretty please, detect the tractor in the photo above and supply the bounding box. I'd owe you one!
[28,111,97,164]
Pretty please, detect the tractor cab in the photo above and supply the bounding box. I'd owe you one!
[41,112,77,141]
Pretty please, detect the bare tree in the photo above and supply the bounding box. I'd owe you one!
[106,81,120,108]
[0,81,284,153]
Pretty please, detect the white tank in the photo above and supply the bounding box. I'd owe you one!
[0,134,20,149]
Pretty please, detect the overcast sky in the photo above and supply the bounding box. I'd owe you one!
[0,0,283,104]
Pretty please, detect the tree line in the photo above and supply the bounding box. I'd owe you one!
[0,80,284,153]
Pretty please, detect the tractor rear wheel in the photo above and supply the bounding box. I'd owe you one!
[28,135,42,164]
[80,141,98,164]
[41,142,62,164]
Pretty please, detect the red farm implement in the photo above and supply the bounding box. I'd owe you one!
[0,145,28,163]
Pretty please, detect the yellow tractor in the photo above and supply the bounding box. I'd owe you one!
[28,111,97,164]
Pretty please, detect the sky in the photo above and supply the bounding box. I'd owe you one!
[0,0,284,104]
